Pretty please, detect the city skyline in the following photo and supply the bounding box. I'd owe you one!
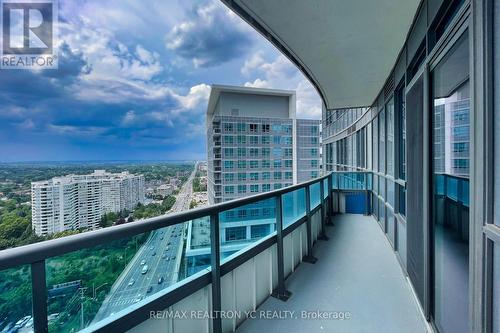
[0,0,321,163]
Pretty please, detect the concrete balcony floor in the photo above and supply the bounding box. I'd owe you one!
[237,214,429,333]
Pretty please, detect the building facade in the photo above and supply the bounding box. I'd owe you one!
[185,85,320,267]
[31,170,145,236]
[206,85,320,205]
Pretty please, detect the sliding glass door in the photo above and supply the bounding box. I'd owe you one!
[430,31,470,333]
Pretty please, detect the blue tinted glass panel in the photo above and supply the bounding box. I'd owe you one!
[282,188,306,227]
[0,266,32,332]
[310,182,321,209]
[323,179,328,199]
[220,199,275,263]
[446,177,458,201]
[493,243,500,332]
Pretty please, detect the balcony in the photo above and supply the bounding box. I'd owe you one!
[0,172,429,333]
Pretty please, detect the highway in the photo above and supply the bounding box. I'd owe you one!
[93,163,197,321]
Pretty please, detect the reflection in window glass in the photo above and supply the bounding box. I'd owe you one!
[431,31,470,333]
[379,109,386,173]
[386,98,395,176]
[397,85,407,180]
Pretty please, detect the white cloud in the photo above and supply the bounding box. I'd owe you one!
[174,83,211,109]
[241,53,321,119]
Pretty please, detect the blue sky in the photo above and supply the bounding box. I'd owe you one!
[0,0,320,162]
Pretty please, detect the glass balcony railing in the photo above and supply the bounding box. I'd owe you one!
[2,172,364,333]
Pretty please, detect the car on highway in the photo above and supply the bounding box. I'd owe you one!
[167,241,171,245]
[152,252,156,256]
[140,260,146,266]
[158,276,163,284]
[133,294,143,303]
[161,253,167,259]
[147,286,153,294]
[128,279,135,286]
[149,246,154,250]
[141,265,149,275]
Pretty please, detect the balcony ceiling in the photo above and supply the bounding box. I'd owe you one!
[223,0,421,109]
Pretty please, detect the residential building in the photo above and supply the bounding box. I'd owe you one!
[206,85,320,205]
[200,85,320,261]
[31,170,145,236]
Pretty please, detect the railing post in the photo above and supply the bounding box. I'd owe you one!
[318,180,328,241]
[31,260,48,333]
[271,195,292,301]
[303,186,318,264]
[210,213,222,333]
[327,173,334,226]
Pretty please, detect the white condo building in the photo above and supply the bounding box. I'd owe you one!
[31,170,145,236]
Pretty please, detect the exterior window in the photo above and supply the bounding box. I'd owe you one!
[262,184,271,192]
[251,224,270,239]
[262,148,270,157]
[250,184,259,193]
[262,136,270,144]
[311,171,318,178]
[262,160,270,168]
[224,186,234,194]
[237,123,246,132]
[237,135,246,144]
[386,97,394,176]
[284,160,292,168]
[223,123,233,132]
[224,148,234,157]
[250,148,259,157]
[284,136,292,145]
[237,148,246,157]
[274,183,282,189]
[397,84,406,180]
[262,124,270,132]
[273,172,282,180]
[250,136,258,144]
[262,172,271,180]
[224,161,234,170]
[431,31,470,333]
[272,124,281,132]
[379,109,386,173]
[225,226,246,241]
[284,148,293,157]
[273,148,282,157]
[250,173,259,181]
[311,137,318,144]
[223,135,234,144]
[237,185,246,194]
[237,160,246,169]
[249,160,258,169]
[249,124,258,132]
[311,160,318,168]
[273,136,281,144]
[285,172,293,180]
[238,173,246,181]
[311,148,318,156]
[224,173,234,182]
[283,125,292,134]
[273,160,282,168]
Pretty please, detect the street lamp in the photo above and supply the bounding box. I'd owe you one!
[93,282,109,300]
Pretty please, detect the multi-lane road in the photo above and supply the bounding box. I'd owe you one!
[93,164,197,321]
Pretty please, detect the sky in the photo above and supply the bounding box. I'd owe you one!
[0,0,321,162]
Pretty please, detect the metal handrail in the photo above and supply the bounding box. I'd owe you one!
[0,171,373,333]
[0,173,330,271]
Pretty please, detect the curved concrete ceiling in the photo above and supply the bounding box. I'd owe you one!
[222,0,421,109]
